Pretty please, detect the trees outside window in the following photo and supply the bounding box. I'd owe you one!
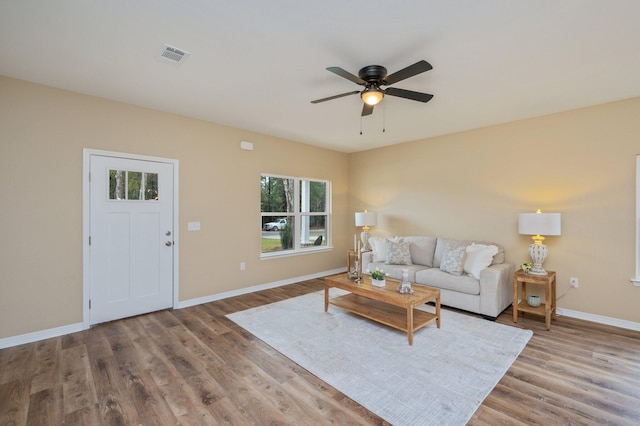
[109,169,158,200]
[261,174,330,255]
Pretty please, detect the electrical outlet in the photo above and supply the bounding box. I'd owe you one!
[569,277,579,288]
[240,262,246,271]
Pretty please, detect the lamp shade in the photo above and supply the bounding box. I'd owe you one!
[518,212,561,236]
[355,211,377,227]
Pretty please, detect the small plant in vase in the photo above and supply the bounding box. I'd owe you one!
[521,262,532,274]
[368,267,386,287]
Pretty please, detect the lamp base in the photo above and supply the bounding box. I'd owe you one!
[360,229,371,250]
[528,243,549,275]
[528,266,548,276]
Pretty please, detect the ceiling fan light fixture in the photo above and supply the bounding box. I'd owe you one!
[361,87,384,106]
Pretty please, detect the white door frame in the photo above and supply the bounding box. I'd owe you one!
[82,148,180,329]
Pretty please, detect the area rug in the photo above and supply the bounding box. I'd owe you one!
[227,289,532,425]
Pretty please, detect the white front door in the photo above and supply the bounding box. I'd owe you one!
[89,154,174,325]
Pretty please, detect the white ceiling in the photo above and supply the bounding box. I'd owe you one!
[2,1,640,153]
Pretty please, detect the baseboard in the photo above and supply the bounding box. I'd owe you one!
[0,269,344,350]
[175,267,346,309]
[0,322,84,350]
[6,270,633,350]
[557,308,640,332]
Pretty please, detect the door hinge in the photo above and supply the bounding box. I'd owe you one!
[89,236,91,246]
[89,299,91,309]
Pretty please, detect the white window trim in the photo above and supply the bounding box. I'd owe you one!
[260,173,332,259]
[633,155,640,286]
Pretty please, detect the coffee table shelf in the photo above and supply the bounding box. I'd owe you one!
[330,293,438,333]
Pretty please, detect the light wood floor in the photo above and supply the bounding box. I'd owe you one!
[1,278,639,425]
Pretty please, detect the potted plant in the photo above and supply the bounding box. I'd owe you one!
[368,267,386,287]
[521,262,532,274]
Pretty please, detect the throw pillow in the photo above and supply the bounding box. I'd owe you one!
[369,237,387,262]
[464,244,499,279]
[403,236,437,267]
[385,239,412,265]
[440,245,467,276]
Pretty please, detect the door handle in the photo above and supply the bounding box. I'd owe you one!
[165,241,173,247]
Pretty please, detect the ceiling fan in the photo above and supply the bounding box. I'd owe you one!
[311,60,433,116]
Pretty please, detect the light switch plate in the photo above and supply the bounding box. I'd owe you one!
[187,221,200,231]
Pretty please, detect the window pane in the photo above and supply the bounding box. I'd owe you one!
[300,180,326,213]
[300,215,326,247]
[109,170,158,201]
[109,169,126,200]
[128,171,142,200]
[144,172,158,200]
[261,216,294,253]
[261,176,294,213]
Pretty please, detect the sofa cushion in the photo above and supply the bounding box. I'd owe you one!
[440,245,467,276]
[403,236,437,267]
[385,239,412,265]
[433,238,468,268]
[464,243,499,279]
[369,237,387,262]
[415,268,480,295]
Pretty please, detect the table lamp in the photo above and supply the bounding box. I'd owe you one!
[355,210,377,250]
[518,209,561,275]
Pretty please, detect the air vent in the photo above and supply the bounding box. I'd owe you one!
[159,44,189,65]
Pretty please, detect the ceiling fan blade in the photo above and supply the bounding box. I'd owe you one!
[382,60,433,86]
[327,67,367,85]
[385,87,433,103]
[310,90,360,104]
[362,103,374,116]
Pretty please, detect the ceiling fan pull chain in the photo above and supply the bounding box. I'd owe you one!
[383,103,386,133]
[360,115,363,135]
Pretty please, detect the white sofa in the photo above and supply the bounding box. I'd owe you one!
[361,236,514,319]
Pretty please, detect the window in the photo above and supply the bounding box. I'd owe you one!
[261,174,330,255]
[109,169,158,201]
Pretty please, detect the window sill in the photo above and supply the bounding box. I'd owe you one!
[261,246,333,260]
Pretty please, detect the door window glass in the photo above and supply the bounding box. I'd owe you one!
[109,170,158,201]
[144,172,158,200]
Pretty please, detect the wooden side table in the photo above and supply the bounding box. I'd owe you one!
[513,269,557,330]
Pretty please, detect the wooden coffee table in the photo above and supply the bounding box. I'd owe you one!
[324,273,440,345]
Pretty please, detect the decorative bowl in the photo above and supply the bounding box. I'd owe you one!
[527,295,541,307]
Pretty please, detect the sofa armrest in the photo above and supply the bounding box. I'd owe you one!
[478,263,515,317]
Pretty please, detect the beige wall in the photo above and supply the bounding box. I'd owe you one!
[2,75,639,341]
[349,98,640,322]
[0,76,350,339]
